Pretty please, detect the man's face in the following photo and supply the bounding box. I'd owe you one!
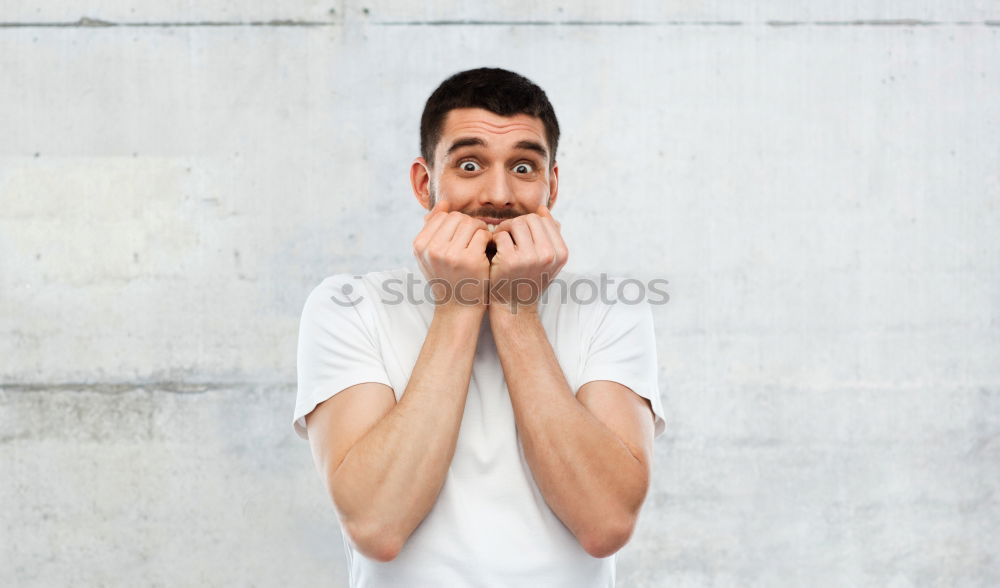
[412,107,559,224]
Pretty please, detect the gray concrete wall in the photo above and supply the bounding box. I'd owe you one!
[2,2,998,586]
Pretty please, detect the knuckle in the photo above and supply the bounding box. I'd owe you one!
[426,245,444,260]
[443,251,461,266]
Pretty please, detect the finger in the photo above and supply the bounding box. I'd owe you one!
[469,228,492,255]
[508,217,534,250]
[524,214,556,263]
[414,200,455,253]
[424,197,450,220]
[450,217,489,250]
[536,203,561,229]
[493,218,514,235]
[429,211,467,247]
[493,230,515,257]
[413,208,451,252]
[535,214,566,261]
[524,214,551,246]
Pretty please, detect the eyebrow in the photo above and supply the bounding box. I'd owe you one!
[445,136,549,162]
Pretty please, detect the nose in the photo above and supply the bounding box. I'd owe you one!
[478,167,516,209]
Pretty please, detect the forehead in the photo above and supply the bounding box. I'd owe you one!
[437,107,548,157]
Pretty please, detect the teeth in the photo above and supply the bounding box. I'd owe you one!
[487,224,496,232]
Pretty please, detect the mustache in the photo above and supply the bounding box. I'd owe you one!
[465,208,522,220]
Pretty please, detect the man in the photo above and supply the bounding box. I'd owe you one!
[293,67,666,587]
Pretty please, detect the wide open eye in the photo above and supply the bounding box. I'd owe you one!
[513,162,535,174]
[458,160,482,172]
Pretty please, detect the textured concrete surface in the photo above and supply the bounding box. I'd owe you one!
[2,1,999,586]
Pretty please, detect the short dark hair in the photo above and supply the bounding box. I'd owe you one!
[419,67,560,171]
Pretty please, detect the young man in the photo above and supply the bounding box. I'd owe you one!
[293,67,666,587]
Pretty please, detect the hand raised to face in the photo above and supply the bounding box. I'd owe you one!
[487,203,569,314]
[411,199,492,310]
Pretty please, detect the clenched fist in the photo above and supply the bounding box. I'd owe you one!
[488,204,569,315]
[412,199,492,310]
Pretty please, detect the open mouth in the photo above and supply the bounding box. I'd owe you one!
[478,217,508,233]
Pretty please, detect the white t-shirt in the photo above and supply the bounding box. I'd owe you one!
[294,265,666,588]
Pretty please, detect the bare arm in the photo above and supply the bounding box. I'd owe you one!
[306,202,493,562]
[489,308,654,558]
[486,205,654,558]
[307,305,484,562]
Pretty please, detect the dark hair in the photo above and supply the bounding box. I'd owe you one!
[419,67,560,171]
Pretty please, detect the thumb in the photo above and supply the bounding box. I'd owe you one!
[425,198,449,219]
[536,202,560,228]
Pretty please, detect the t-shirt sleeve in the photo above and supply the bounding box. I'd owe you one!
[578,295,667,439]
[292,274,393,441]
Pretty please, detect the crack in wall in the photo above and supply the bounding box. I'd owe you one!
[0,17,998,28]
[0,17,335,28]
[1,382,295,393]
[374,19,993,26]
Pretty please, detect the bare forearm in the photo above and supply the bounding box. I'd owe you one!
[332,306,483,551]
[489,309,648,549]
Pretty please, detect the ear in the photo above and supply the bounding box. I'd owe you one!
[546,160,559,211]
[410,157,433,211]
